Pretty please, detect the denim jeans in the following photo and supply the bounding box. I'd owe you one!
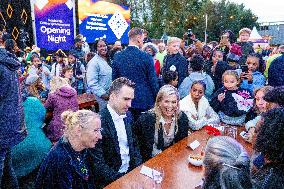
[0,148,19,189]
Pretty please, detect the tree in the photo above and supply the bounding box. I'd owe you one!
[127,0,258,42]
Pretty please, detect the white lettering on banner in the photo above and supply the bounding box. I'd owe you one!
[40,26,70,35]
[48,35,66,43]
[86,25,107,31]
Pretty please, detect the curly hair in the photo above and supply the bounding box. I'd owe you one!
[263,86,284,107]
[190,54,205,72]
[254,108,284,164]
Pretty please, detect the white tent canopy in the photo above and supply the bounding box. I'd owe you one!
[249,26,263,41]
[249,26,269,48]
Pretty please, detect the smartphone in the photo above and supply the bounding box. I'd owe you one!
[241,65,248,73]
[38,64,43,69]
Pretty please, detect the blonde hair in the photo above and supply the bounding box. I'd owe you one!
[239,28,251,35]
[167,37,181,46]
[27,77,42,98]
[61,110,100,139]
[222,70,240,83]
[152,85,180,135]
[49,76,69,93]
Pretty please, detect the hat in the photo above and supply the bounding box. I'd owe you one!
[24,47,31,52]
[55,49,67,58]
[26,75,39,85]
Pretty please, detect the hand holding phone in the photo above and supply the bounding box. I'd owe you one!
[241,65,248,73]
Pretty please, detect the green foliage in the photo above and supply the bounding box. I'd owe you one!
[127,0,258,42]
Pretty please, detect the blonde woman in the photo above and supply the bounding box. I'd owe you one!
[44,77,79,143]
[134,85,189,162]
[36,110,102,189]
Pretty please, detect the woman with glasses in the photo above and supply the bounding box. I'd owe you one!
[86,39,112,111]
[35,110,102,189]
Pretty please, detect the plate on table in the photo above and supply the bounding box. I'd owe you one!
[188,155,203,166]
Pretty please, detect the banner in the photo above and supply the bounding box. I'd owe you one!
[31,0,75,50]
[78,0,130,44]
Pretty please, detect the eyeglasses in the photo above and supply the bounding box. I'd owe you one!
[94,127,103,133]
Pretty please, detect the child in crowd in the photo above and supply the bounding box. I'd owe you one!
[236,28,255,65]
[163,70,178,87]
[29,54,51,94]
[61,65,75,87]
[68,51,86,94]
[244,86,273,143]
[210,70,253,126]
[240,54,266,93]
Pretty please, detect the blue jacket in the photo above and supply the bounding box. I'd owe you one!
[0,48,27,148]
[112,46,159,110]
[268,53,284,87]
[179,72,215,99]
[12,97,52,177]
[240,71,266,94]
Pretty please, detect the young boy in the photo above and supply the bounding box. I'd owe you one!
[236,28,255,65]
[240,54,266,93]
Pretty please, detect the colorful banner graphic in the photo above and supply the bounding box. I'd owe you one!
[78,0,130,44]
[32,0,75,50]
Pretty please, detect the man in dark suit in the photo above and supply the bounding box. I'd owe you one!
[112,28,159,121]
[92,77,142,187]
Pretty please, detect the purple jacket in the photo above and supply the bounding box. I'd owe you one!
[44,86,79,142]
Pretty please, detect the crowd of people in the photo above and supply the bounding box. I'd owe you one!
[0,25,284,189]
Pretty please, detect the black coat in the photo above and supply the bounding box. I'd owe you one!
[162,53,189,87]
[91,108,142,187]
[134,111,189,162]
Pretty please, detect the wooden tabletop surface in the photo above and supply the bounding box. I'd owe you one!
[104,127,252,189]
[77,93,99,110]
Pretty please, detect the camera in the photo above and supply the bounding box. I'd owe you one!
[37,64,43,69]
[187,29,193,38]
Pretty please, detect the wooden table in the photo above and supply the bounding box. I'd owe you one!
[77,93,99,111]
[104,127,252,189]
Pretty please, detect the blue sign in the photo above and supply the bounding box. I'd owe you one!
[33,1,75,50]
[78,0,130,44]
